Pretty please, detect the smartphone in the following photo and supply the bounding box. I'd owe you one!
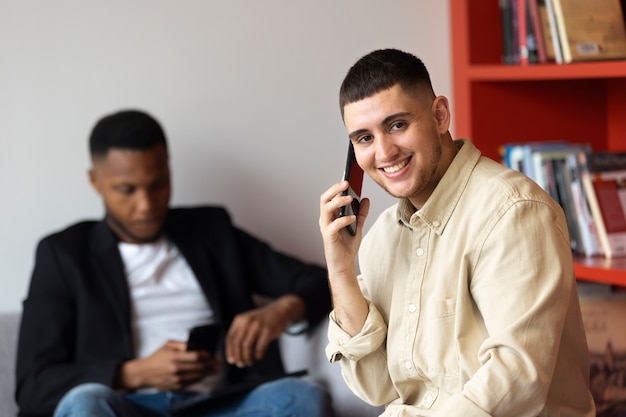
[338,141,364,235]
[187,323,221,355]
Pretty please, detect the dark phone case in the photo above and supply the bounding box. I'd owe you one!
[187,323,221,355]
[339,141,364,235]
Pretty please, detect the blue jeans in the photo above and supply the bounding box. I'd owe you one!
[53,377,333,417]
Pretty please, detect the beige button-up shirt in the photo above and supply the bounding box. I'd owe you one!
[326,140,595,417]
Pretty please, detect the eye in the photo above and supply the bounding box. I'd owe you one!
[390,121,406,131]
[115,185,136,196]
[356,134,373,144]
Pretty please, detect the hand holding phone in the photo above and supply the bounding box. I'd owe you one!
[187,323,221,355]
[339,141,364,235]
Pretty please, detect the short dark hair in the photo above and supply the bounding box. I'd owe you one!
[339,49,435,118]
[89,109,167,157]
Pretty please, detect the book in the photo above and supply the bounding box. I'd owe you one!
[579,151,626,258]
[579,296,626,416]
[500,0,541,65]
[503,143,526,172]
[567,153,603,256]
[518,0,530,65]
[529,0,548,62]
[583,151,626,170]
[501,141,570,183]
[536,0,559,61]
[552,157,585,253]
[511,0,521,64]
[524,0,541,63]
[545,0,564,63]
[551,0,626,63]
[501,0,517,64]
[527,142,589,189]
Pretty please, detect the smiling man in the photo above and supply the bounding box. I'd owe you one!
[319,49,595,417]
[16,109,333,417]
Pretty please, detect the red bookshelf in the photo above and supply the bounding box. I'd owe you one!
[574,256,626,286]
[450,0,626,285]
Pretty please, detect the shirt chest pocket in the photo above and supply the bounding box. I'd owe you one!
[414,298,460,388]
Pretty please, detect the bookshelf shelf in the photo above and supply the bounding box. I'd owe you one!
[465,61,626,81]
[574,256,626,286]
[450,0,626,286]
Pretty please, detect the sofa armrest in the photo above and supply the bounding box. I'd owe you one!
[0,312,20,417]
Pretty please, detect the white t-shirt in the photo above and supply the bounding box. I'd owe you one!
[118,236,221,391]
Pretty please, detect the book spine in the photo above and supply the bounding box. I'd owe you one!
[550,0,571,63]
[545,0,564,63]
[567,153,603,256]
[590,152,626,172]
[552,158,583,253]
[511,0,520,64]
[536,0,557,60]
[582,171,612,257]
[590,176,626,257]
[518,0,529,65]
[528,0,548,62]
[500,0,515,64]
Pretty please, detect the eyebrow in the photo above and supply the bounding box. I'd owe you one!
[348,112,413,140]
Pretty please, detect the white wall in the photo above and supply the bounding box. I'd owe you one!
[0,1,451,312]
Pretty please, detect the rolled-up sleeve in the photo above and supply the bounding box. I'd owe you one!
[326,300,387,362]
[325,302,398,406]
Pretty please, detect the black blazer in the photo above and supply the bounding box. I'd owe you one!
[15,206,331,417]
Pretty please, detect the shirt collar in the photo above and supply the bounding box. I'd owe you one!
[396,139,481,234]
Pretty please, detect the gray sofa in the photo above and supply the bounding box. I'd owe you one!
[0,312,382,417]
[0,313,19,417]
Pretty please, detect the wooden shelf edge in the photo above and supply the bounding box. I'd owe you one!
[462,60,626,81]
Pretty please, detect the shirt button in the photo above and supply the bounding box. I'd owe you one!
[404,361,412,369]
[432,220,440,227]
[425,394,433,402]
[408,304,417,313]
[416,248,424,256]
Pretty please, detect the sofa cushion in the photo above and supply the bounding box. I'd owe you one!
[0,312,20,417]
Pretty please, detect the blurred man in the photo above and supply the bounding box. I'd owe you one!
[17,109,333,417]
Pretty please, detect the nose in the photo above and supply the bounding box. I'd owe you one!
[135,189,158,214]
[375,135,398,162]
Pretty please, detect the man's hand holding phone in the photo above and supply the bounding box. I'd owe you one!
[318,141,370,270]
[318,142,371,336]
[115,339,221,391]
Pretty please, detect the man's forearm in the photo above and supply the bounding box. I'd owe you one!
[274,294,306,323]
[114,359,144,390]
[328,269,368,336]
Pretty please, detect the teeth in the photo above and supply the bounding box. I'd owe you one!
[383,160,408,173]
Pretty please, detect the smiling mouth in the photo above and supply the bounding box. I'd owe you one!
[382,158,409,174]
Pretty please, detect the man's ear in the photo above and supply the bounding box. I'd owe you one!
[88,168,103,195]
[432,96,451,134]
